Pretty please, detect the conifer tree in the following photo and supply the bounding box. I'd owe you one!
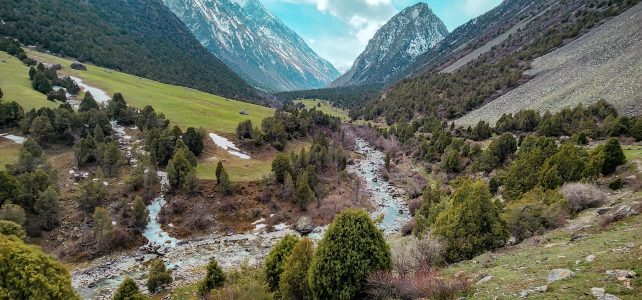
[197,259,226,296]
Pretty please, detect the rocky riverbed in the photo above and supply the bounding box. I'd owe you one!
[71,136,409,299]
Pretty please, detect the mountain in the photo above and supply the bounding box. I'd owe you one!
[331,3,448,88]
[162,0,340,92]
[0,0,259,102]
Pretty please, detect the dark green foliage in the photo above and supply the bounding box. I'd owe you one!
[106,93,133,125]
[608,178,624,190]
[218,167,232,196]
[132,196,148,228]
[502,188,565,243]
[275,83,382,111]
[93,207,113,249]
[146,259,172,294]
[31,72,52,94]
[0,0,259,101]
[601,138,626,175]
[296,170,316,208]
[0,171,20,207]
[272,154,292,184]
[0,220,26,240]
[183,127,204,156]
[0,101,24,127]
[308,209,391,300]
[471,120,493,141]
[113,278,145,300]
[501,136,554,201]
[538,143,588,189]
[167,146,198,193]
[237,120,254,140]
[215,161,224,184]
[0,234,80,299]
[442,146,461,173]
[279,238,314,300]
[631,118,642,141]
[34,187,61,230]
[30,115,55,145]
[265,234,299,292]
[197,259,226,296]
[75,135,98,167]
[79,92,99,112]
[137,106,169,132]
[261,117,288,151]
[101,141,123,178]
[77,179,106,213]
[474,133,516,172]
[433,179,508,262]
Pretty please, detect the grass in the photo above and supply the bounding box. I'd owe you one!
[295,99,350,121]
[446,213,642,299]
[0,140,21,170]
[623,145,642,161]
[24,49,274,134]
[0,51,58,110]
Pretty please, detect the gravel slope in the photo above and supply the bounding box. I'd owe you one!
[456,3,642,126]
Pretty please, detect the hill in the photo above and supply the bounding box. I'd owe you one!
[456,3,642,126]
[163,0,339,92]
[0,0,259,101]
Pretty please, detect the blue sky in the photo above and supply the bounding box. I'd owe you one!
[261,0,502,72]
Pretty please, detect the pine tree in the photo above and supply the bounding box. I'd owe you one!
[601,138,626,175]
[132,196,148,228]
[93,207,113,249]
[167,147,195,192]
[183,127,204,156]
[79,92,99,112]
[219,167,232,196]
[295,171,315,208]
[215,161,224,184]
[197,259,226,296]
[112,277,145,300]
[265,234,299,292]
[34,187,61,230]
[101,141,123,178]
[146,259,172,293]
[279,238,314,300]
[309,209,391,299]
[272,153,292,184]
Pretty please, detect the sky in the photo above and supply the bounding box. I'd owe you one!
[261,0,503,72]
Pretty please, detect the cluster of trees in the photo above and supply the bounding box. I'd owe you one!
[270,134,348,207]
[0,139,61,238]
[0,37,35,65]
[237,104,341,151]
[0,1,260,102]
[275,84,383,112]
[0,100,24,128]
[28,63,80,101]
[75,124,123,178]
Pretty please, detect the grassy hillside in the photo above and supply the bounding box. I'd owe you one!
[0,0,259,101]
[295,99,350,121]
[24,50,274,134]
[0,51,58,110]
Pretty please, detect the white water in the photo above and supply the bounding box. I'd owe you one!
[142,171,179,249]
[209,133,251,159]
[69,76,111,104]
[0,133,26,144]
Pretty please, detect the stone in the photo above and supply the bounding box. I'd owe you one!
[570,233,590,242]
[533,285,548,293]
[606,270,637,280]
[586,254,596,262]
[591,287,605,298]
[612,204,639,220]
[295,215,314,235]
[70,61,87,71]
[476,275,493,285]
[547,269,574,284]
[602,294,621,300]
[596,207,612,215]
[519,290,528,298]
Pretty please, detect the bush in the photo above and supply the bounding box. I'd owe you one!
[146,259,172,293]
[132,196,148,228]
[0,202,26,226]
[0,234,80,299]
[391,234,445,275]
[608,178,624,190]
[265,234,299,292]
[309,209,391,300]
[602,138,626,175]
[433,179,508,262]
[502,188,565,243]
[198,259,226,296]
[183,127,204,156]
[279,238,314,300]
[561,183,607,214]
[366,269,470,300]
[112,277,145,300]
[0,220,26,240]
[272,154,292,184]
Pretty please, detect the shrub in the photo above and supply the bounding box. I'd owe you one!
[561,183,607,214]
[279,238,314,300]
[132,196,148,228]
[309,209,391,300]
[183,127,204,156]
[198,259,226,296]
[502,188,565,242]
[608,178,624,190]
[433,179,508,262]
[0,220,26,240]
[219,167,233,196]
[366,269,469,300]
[0,234,80,299]
[601,138,626,175]
[272,154,292,184]
[391,234,445,275]
[265,234,299,292]
[146,259,172,293]
[77,179,106,213]
[112,277,145,300]
[0,202,26,226]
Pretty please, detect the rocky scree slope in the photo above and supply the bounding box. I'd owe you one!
[163,0,339,92]
[331,2,448,88]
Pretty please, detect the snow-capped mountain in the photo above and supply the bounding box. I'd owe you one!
[163,0,339,92]
[331,3,448,87]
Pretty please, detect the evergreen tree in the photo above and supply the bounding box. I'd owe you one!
[77,179,106,213]
[167,147,196,192]
[101,141,123,178]
[79,92,99,112]
[265,234,299,293]
[433,179,508,262]
[272,153,292,184]
[146,259,172,293]
[75,135,98,167]
[30,115,55,145]
[279,237,314,300]
[183,127,204,156]
[93,125,105,143]
[236,120,254,140]
[32,72,52,94]
[132,196,148,228]
[197,258,226,296]
[34,187,61,230]
[295,171,316,208]
[93,207,113,249]
[219,167,232,196]
[601,138,626,175]
[112,277,145,300]
[0,171,20,206]
[309,209,391,300]
[215,161,224,184]
[0,234,80,299]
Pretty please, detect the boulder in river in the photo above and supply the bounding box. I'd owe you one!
[295,216,314,235]
[70,61,87,71]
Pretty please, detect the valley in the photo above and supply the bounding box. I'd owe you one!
[1,0,642,300]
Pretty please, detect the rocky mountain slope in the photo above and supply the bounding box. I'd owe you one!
[456,3,642,126]
[163,0,339,92]
[0,0,259,102]
[330,3,448,87]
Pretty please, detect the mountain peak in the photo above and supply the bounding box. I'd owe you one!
[331,2,448,87]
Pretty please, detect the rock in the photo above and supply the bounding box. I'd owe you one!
[295,216,314,235]
[70,61,87,71]
[591,287,605,298]
[547,269,574,284]
[606,270,637,280]
[612,204,639,219]
[533,285,548,293]
[570,233,590,242]
[586,254,596,262]
[476,275,493,285]
[596,207,612,215]
[519,290,528,298]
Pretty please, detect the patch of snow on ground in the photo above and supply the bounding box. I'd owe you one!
[69,76,111,104]
[209,133,251,159]
[0,133,26,144]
